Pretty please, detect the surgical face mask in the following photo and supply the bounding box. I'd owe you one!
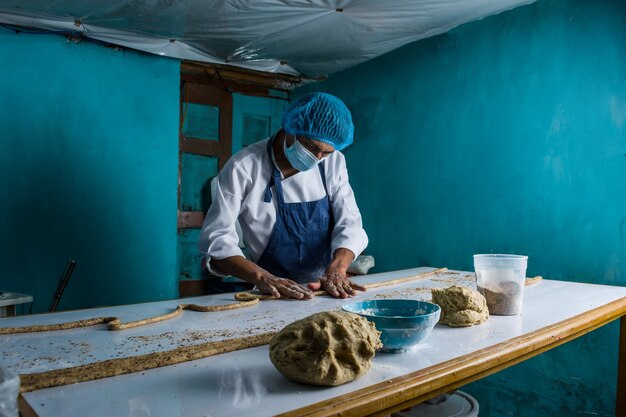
[283,135,321,172]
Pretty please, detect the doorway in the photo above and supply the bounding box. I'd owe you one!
[176,63,298,296]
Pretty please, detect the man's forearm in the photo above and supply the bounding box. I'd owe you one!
[210,256,270,286]
[326,248,355,274]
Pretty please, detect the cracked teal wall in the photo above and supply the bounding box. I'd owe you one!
[0,30,180,312]
[300,0,626,415]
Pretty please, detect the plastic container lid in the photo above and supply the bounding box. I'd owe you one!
[391,391,479,417]
[473,253,527,269]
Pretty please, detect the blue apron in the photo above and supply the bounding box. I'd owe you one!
[256,136,333,284]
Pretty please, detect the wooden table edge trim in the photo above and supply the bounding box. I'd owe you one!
[18,393,38,417]
[617,316,626,417]
[275,296,626,417]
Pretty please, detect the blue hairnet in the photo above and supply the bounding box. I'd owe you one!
[282,92,354,151]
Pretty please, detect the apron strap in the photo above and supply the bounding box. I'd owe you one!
[263,133,285,204]
[318,162,329,197]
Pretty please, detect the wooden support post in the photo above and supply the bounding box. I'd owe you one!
[18,394,38,417]
[617,316,626,417]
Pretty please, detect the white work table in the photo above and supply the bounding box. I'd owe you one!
[3,267,626,417]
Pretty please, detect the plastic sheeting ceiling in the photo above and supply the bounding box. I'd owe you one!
[0,0,536,78]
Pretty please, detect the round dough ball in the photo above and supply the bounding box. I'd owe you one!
[269,311,382,386]
[431,285,489,327]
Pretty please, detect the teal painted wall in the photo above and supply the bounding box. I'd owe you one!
[0,30,180,312]
[299,0,626,415]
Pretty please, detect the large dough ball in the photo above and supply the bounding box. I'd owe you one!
[269,311,382,386]
[431,285,489,327]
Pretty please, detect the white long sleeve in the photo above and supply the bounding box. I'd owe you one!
[198,138,368,274]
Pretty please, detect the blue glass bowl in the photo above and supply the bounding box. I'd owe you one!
[342,299,441,353]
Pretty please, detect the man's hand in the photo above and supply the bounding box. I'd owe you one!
[309,270,366,298]
[210,256,314,300]
[257,274,315,300]
[308,248,365,298]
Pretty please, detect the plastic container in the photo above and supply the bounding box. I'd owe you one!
[342,299,440,353]
[391,391,479,417]
[474,254,528,315]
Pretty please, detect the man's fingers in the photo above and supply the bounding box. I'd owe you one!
[277,285,302,299]
[344,285,356,295]
[349,281,367,292]
[336,285,349,299]
[328,278,349,298]
[269,285,281,298]
[323,279,340,298]
[291,283,314,297]
[293,286,314,299]
[277,282,314,300]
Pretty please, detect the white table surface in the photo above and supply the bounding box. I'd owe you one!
[0,292,33,308]
[3,267,626,417]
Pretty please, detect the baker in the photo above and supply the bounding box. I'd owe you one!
[198,92,368,300]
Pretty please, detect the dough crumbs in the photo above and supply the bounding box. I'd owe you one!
[431,285,489,327]
[269,311,382,386]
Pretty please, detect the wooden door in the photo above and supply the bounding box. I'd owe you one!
[177,77,232,284]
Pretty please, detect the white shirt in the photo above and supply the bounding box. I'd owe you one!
[198,137,368,275]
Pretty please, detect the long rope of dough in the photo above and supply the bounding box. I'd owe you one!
[0,299,259,335]
[19,331,275,393]
[525,276,543,286]
[234,267,449,301]
[365,267,448,289]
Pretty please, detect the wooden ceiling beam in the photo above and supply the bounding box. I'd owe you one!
[181,61,323,93]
